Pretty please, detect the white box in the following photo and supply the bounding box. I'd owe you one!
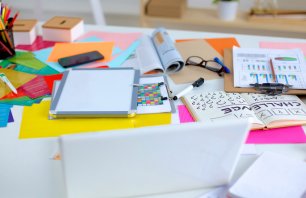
[42,16,84,42]
[13,19,38,45]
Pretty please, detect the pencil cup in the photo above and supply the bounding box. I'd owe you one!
[0,27,16,60]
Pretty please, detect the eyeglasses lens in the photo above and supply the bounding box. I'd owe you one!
[186,57,203,65]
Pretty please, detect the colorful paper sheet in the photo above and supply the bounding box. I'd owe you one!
[247,127,306,144]
[33,37,115,72]
[76,36,122,55]
[47,42,114,62]
[21,76,50,99]
[33,47,65,72]
[178,104,306,144]
[205,38,240,56]
[43,74,63,93]
[8,111,14,122]
[259,41,306,57]
[2,61,59,76]
[0,96,44,106]
[108,40,140,67]
[176,37,240,56]
[178,105,194,123]
[0,104,12,127]
[16,36,57,51]
[77,32,141,68]
[19,101,171,139]
[0,68,36,98]
[7,51,47,70]
[77,31,141,50]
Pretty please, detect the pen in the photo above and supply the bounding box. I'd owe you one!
[270,58,276,82]
[173,78,204,100]
[214,57,230,73]
[0,73,17,94]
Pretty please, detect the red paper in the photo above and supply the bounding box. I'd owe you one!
[21,76,51,99]
[43,74,63,93]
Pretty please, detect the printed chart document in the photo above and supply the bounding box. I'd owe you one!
[182,91,306,130]
[233,47,306,89]
[121,27,184,75]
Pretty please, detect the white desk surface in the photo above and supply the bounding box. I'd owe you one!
[1,24,306,198]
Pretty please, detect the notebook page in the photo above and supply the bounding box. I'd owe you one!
[241,93,306,127]
[183,91,263,127]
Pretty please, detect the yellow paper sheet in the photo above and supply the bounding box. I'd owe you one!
[0,68,36,98]
[19,101,171,139]
[47,42,114,62]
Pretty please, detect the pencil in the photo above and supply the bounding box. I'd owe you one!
[270,58,276,82]
[0,39,12,55]
[0,19,13,49]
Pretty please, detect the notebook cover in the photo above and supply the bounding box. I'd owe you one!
[49,68,139,118]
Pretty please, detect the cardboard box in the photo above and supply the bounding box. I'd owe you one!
[42,16,84,42]
[13,19,38,45]
[146,0,186,18]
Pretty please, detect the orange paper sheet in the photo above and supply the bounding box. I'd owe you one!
[176,37,240,56]
[47,42,114,62]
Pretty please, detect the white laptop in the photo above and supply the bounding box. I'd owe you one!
[59,120,251,198]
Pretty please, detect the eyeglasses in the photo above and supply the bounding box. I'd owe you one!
[185,56,226,76]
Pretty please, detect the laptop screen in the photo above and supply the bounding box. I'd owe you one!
[60,120,250,198]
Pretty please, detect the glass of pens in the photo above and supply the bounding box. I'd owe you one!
[0,25,15,59]
[0,2,18,60]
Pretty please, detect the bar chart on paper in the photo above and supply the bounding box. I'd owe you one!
[233,48,306,89]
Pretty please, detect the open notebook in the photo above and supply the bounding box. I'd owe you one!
[182,91,306,130]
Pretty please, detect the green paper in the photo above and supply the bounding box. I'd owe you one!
[0,60,12,68]
[7,52,47,70]
[37,66,60,75]
[0,96,47,106]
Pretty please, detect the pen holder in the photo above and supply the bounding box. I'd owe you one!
[0,27,16,60]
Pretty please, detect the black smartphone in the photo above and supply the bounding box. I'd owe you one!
[58,51,104,68]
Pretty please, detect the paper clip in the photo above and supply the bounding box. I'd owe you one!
[250,83,292,95]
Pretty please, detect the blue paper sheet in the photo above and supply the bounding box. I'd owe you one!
[108,40,140,68]
[33,48,65,72]
[0,104,12,127]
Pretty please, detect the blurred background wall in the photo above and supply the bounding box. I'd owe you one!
[5,0,306,26]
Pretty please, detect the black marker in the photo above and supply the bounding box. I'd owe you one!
[173,78,204,100]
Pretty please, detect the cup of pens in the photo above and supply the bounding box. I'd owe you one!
[0,25,15,59]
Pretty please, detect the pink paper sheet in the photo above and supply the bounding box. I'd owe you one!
[260,42,306,56]
[77,31,142,51]
[247,126,306,144]
[178,105,194,123]
[16,36,57,51]
[178,104,306,144]
[76,31,142,68]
